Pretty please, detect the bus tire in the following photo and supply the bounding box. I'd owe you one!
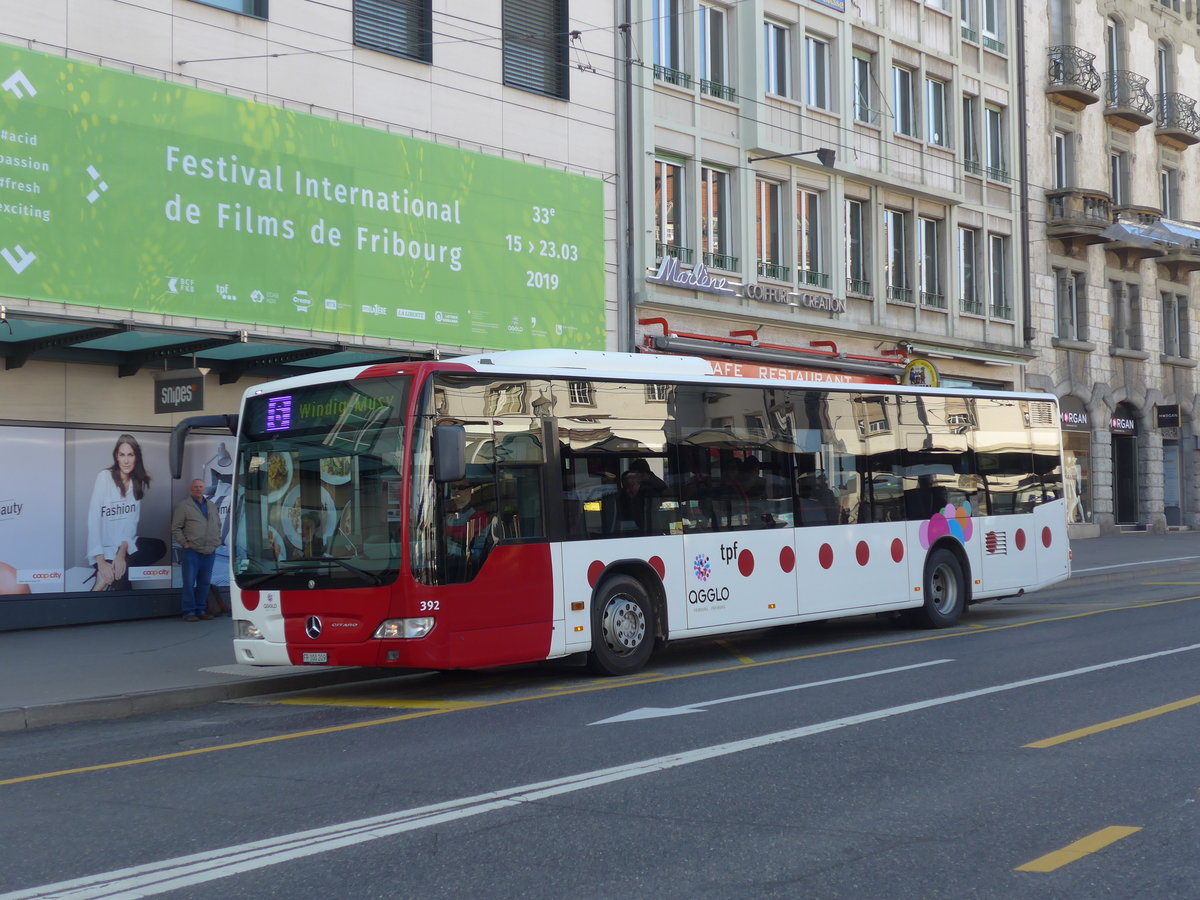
[587,575,655,676]
[910,547,966,628]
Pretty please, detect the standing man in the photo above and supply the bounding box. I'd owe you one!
[171,478,222,621]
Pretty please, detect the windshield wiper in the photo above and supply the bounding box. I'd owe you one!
[322,556,384,586]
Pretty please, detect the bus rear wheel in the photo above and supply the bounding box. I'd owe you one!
[909,547,965,628]
[588,575,655,676]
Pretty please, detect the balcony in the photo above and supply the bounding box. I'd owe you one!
[1045,188,1112,248]
[1046,46,1100,110]
[1153,218,1200,282]
[920,291,948,310]
[797,269,830,289]
[1103,207,1168,268]
[757,260,789,281]
[847,277,871,297]
[700,79,736,102]
[702,251,738,271]
[1155,92,1200,149]
[655,242,693,264]
[1103,71,1154,132]
[653,65,692,89]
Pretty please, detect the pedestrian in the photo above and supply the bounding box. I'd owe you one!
[171,478,222,621]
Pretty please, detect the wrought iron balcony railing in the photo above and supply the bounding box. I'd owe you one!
[887,285,914,304]
[1047,46,1101,94]
[757,260,790,281]
[655,242,693,264]
[797,269,830,289]
[653,65,692,89]
[1104,71,1154,120]
[702,251,738,270]
[921,291,948,310]
[700,79,736,102]
[1157,92,1200,139]
[847,277,871,296]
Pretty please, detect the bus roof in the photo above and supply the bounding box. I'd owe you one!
[241,350,1057,405]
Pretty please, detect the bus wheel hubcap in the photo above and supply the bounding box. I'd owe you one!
[603,598,645,652]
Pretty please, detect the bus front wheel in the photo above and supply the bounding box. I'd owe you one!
[588,575,655,676]
[910,547,966,628]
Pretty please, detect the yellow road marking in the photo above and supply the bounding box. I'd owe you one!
[716,640,755,665]
[1016,826,1141,872]
[279,698,484,709]
[1024,694,1200,748]
[3,594,1197,787]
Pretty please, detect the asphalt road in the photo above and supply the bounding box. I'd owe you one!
[2,566,1199,899]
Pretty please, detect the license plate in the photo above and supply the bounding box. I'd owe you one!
[301,652,328,665]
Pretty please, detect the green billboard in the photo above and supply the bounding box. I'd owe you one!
[0,44,605,349]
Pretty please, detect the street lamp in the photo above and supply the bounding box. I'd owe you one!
[747,148,836,167]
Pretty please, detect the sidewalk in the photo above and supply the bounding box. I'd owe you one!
[3,531,1200,732]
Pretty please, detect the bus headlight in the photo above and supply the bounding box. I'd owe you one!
[235,620,264,640]
[373,617,435,639]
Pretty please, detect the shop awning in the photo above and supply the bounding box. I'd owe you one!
[0,309,431,381]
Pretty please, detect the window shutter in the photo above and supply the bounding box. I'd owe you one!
[503,0,569,99]
[354,0,432,63]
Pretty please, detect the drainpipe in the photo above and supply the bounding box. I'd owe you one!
[1016,1,1034,350]
[620,2,637,352]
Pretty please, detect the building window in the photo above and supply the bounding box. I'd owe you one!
[1163,292,1189,357]
[958,226,981,314]
[989,234,1011,318]
[984,105,1007,180]
[892,66,915,136]
[1053,132,1072,189]
[1161,167,1179,218]
[193,0,268,15]
[654,159,687,261]
[652,0,688,85]
[700,166,734,268]
[982,0,1005,53]
[756,179,786,279]
[502,0,568,99]
[885,209,912,302]
[962,94,980,174]
[1055,268,1087,340]
[1157,41,1175,96]
[353,0,430,62]
[852,53,876,124]
[804,34,831,109]
[699,4,733,99]
[1109,150,1129,207]
[919,217,944,307]
[763,20,791,97]
[568,381,594,406]
[926,78,948,146]
[961,0,979,41]
[487,383,528,416]
[796,189,826,287]
[846,198,870,295]
[1111,280,1141,350]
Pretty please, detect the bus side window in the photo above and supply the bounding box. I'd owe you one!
[498,467,544,539]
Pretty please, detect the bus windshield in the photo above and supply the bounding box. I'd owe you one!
[233,376,409,591]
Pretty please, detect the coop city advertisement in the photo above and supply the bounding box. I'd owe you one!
[0,43,605,349]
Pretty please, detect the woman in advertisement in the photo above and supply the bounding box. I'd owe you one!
[85,434,166,591]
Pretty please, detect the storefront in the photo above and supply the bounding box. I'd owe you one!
[1111,404,1140,526]
[1059,396,1092,528]
[1158,404,1183,527]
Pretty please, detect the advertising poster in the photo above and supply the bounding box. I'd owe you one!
[0,427,65,594]
[0,43,606,350]
[65,430,173,593]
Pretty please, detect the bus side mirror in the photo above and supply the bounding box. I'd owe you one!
[433,425,467,483]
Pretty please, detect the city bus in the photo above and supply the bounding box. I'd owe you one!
[229,349,1070,675]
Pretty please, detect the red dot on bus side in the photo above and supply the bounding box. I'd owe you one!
[1041,527,1052,549]
[819,544,834,569]
[738,549,754,577]
[1015,529,1026,551]
[780,545,796,573]
[587,560,605,588]
[242,592,259,611]
[856,541,870,566]
[891,538,904,563]
[649,556,666,579]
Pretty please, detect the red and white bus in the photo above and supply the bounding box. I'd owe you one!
[230,349,1070,675]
